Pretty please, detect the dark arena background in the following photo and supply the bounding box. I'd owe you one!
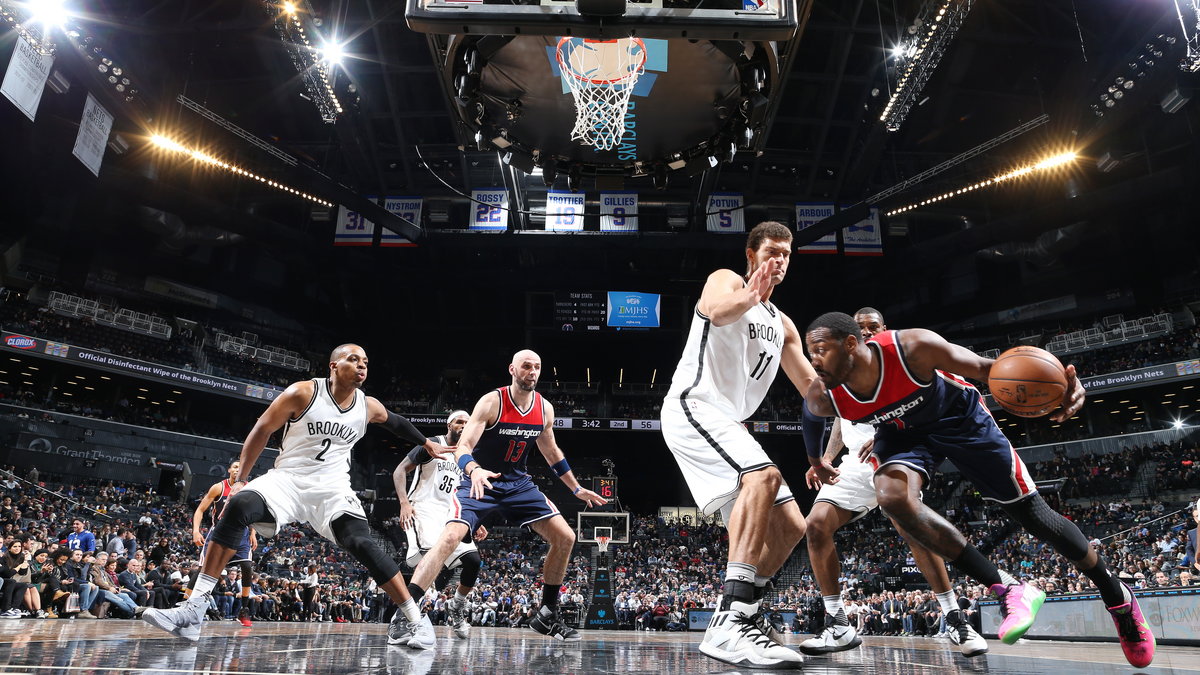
[0,0,1198,672]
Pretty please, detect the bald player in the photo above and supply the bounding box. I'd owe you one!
[398,349,607,649]
[142,344,452,646]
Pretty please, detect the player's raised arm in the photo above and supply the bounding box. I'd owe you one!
[232,380,316,486]
[698,262,778,327]
[454,392,503,499]
[365,397,452,459]
[535,400,607,508]
[779,312,818,396]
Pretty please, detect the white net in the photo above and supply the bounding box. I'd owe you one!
[556,38,647,151]
[597,536,611,554]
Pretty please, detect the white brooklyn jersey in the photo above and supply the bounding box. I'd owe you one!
[666,296,784,421]
[407,435,462,516]
[276,378,368,476]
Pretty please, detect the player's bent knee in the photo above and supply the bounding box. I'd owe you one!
[211,491,270,549]
[742,465,782,491]
[876,490,918,523]
[458,551,482,588]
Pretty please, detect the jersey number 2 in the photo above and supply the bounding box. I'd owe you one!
[315,438,332,461]
[504,440,526,462]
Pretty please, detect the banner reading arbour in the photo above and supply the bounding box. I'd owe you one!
[0,331,282,403]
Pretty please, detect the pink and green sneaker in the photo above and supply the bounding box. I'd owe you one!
[991,582,1045,644]
[1106,584,1156,668]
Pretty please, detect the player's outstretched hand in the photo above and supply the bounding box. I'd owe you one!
[473,525,489,542]
[399,501,415,530]
[425,440,455,459]
[1051,364,1085,423]
[746,257,778,303]
[574,487,608,508]
[192,530,205,548]
[469,467,501,499]
[856,437,875,463]
[805,461,840,490]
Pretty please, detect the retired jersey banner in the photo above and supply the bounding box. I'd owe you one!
[546,191,585,231]
[72,93,113,177]
[600,192,638,232]
[334,203,375,246]
[795,203,837,254]
[382,196,420,247]
[843,207,882,256]
[471,188,509,230]
[706,193,744,233]
[2,39,53,122]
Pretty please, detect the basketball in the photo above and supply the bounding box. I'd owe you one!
[988,346,1069,418]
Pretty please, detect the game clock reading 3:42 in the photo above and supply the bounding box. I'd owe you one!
[592,477,618,501]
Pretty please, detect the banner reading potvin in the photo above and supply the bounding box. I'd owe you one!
[471,188,509,230]
[600,192,638,232]
[382,196,421,247]
[706,193,745,233]
[795,203,837,254]
[546,191,584,231]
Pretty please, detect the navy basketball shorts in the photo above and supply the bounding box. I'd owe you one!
[448,479,561,532]
[204,527,253,563]
[873,412,1037,505]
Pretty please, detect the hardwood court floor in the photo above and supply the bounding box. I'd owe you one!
[0,619,1194,674]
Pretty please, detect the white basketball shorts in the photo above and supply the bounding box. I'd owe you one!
[661,397,793,518]
[242,468,366,543]
[404,503,477,569]
[813,452,881,520]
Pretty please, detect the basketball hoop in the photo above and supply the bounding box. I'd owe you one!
[596,535,611,554]
[556,37,647,151]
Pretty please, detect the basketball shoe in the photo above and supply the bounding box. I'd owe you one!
[701,601,803,669]
[388,610,421,647]
[530,606,582,641]
[238,607,253,628]
[141,593,207,642]
[446,596,471,639]
[944,609,987,657]
[1105,583,1155,668]
[799,609,861,656]
[991,582,1045,644]
[406,614,437,650]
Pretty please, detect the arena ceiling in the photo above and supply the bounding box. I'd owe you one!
[2,0,1199,340]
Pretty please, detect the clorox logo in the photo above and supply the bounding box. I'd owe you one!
[5,336,36,349]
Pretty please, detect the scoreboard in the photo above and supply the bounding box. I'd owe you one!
[593,477,618,501]
[554,291,607,332]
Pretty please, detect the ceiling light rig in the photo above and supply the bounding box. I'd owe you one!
[1175,0,1200,71]
[880,0,975,132]
[886,151,1077,216]
[0,0,63,54]
[149,134,333,207]
[265,0,344,123]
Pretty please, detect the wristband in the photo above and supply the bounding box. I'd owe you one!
[550,459,572,477]
[801,401,828,460]
[457,454,476,473]
[573,485,584,495]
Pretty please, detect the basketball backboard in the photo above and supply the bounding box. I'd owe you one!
[578,511,630,543]
[406,0,803,41]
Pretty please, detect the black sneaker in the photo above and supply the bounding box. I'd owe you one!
[530,609,582,642]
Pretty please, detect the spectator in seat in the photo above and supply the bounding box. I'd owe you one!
[66,518,95,555]
[65,549,99,619]
[118,558,151,607]
[89,551,137,618]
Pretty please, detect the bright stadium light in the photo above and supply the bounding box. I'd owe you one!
[282,1,296,14]
[885,150,1077,216]
[319,41,345,66]
[27,0,70,29]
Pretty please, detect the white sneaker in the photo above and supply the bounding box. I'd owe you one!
[699,610,804,669]
[751,610,784,643]
[407,614,437,650]
[946,610,988,658]
[446,596,470,639]
[388,611,419,646]
[0,609,22,619]
[799,614,862,656]
[142,596,206,642]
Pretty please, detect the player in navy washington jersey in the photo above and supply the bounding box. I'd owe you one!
[401,349,608,646]
[187,460,257,626]
[803,313,1155,668]
[142,344,453,649]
